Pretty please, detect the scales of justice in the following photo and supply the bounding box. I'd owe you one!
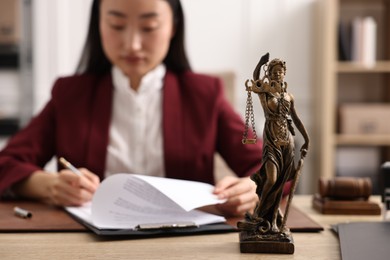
[238,53,310,254]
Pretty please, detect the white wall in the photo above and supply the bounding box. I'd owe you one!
[184,0,319,193]
[30,0,320,193]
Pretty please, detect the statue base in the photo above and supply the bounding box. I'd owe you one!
[239,230,294,254]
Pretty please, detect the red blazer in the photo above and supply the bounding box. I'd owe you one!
[0,70,263,195]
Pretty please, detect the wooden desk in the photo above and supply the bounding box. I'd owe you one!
[0,195,382,260]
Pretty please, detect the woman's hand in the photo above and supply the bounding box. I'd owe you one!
[212,176,258,217]
[47,168,100,206]
[13,168,100,206]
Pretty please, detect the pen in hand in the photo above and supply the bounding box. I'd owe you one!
[59,157,83,176]
[58,157,99,205]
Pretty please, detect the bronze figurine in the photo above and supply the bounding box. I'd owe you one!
[238,53,309,254]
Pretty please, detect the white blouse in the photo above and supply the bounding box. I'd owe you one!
[105,65,166,178]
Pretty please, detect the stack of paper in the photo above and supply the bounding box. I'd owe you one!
[65,174,226,230]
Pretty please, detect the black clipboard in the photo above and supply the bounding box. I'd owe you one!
[333,222,390,260]
[68,212,237,237]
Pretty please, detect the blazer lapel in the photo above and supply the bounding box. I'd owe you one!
[85,74,113,178]
[163,71,185,179]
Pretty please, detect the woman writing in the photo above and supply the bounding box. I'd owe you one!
[0,0,263,217]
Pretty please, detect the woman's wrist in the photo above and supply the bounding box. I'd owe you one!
[13,171,55,203]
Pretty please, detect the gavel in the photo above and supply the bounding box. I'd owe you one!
[318,177,372,200]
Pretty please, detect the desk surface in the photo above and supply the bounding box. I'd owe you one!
[0,195,383,260]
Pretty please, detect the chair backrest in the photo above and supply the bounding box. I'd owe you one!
[208,71,236,106]
[206,71,237,181]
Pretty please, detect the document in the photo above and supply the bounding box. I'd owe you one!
[65,174,226,230]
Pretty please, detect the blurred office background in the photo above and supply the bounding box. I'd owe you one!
[2,0,374,194]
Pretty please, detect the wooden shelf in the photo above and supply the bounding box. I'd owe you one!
[337,134,390,146]
[338,61,390,73]
[318,0,390,182]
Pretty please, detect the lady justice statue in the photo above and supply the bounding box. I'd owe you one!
[238,53,309,254]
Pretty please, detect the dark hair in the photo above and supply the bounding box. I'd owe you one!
[76,0,191,74]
